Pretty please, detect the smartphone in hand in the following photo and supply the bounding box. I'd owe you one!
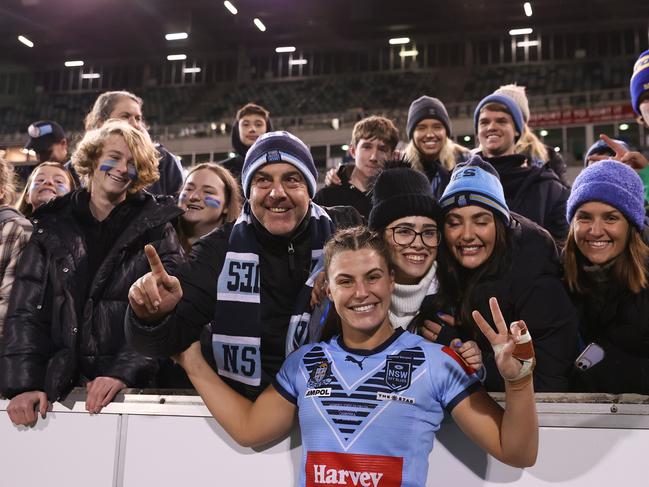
[575,343,605,371]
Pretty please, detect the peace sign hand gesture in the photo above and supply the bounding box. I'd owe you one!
[128,244,183,322]
[472,297,535,383]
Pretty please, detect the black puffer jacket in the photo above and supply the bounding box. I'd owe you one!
[0,190,184,401]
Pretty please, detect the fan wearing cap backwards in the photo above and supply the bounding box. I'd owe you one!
[126,131,361,397]
[25,120,68,164]
[432,155,579,392]
[474,93,570,244]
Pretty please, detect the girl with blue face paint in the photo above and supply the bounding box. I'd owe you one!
[177,163,242,253]
[16,162,74,218]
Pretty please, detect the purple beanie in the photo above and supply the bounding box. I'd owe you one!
[567,160,645,232]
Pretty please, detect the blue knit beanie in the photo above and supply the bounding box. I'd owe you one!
[473,94,525,142]
[241,131,318,198]
[567,159,645,232]
[583,138,630,167]
[630,50,649,116]
[439,155,510,224]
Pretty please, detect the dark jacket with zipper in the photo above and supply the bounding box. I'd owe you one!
[125,204,361,398]
[0,189,184,401]
[569,257,649,394]
[481,152,570,244]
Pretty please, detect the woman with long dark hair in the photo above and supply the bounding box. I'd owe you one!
[433,155,579,392]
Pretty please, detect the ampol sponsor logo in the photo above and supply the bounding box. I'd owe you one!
[306,451,402,487]
[305,388,331,398]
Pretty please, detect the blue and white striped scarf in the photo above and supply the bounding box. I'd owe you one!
[211,201,334,388]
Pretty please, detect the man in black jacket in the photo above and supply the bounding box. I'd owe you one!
[127,131,360,398]
[474,94,570,244]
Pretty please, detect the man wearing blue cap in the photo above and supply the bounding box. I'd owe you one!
[473,93,570,243]
[125,131,360,398]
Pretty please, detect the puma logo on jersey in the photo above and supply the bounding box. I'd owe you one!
[345,355,367,370]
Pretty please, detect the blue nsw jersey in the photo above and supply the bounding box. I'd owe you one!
[274,328,481,487]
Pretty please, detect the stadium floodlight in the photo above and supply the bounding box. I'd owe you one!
[288,59,307,65]
[64,60,84,67]
[619,123,629,131]
[183,67,202,73]
[540,129,549,137]
[253,18,266,32]
[18,35,34,48]
[275,46,296,53]
[166,32,189,41]
[81,73,100,79]
[463,136,471,142]
[167,54,187,61]
[399,49,419,57]
[509,28,533,36]
[341,144,349,151]
[224,1,238,15]
[524,2,533,17]
[389,37,410,45]
[517,40,540,47]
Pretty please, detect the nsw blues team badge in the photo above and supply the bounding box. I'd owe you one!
[384,356,412,392]
[306,360,333,398]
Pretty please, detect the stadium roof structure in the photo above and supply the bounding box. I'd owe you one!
[1,0,648,66]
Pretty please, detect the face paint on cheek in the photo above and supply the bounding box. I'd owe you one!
[99,159,119,173]
[204,196,222,208]
[127,162,138,181]
[178,192,188,203]
[29,181,41,193]
[56,183,69,194]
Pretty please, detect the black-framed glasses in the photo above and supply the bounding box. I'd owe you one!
[386,226,440,248]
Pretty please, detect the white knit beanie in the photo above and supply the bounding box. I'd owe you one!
[494,84,530,123]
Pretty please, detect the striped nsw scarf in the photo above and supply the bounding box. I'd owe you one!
[211,202,334,388]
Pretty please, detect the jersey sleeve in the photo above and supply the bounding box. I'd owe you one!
[431,346,482,413]
[273,347,304,404]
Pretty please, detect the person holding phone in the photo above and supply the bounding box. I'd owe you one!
[564,159,649,393]
[173,226,538,485]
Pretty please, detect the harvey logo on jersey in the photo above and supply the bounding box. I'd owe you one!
[306,451,402,487]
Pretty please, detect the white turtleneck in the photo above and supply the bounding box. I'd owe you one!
[389,262,438,330]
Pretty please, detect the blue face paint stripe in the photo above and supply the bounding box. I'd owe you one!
[204,196,222,208]
[99,159,138,181]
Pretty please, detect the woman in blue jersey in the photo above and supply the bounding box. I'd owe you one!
[172,225,538,485]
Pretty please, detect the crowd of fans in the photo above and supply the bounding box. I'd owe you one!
[0,48,648,433]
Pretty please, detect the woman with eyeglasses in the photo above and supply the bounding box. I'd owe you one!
[433,156,579,392]
[367,162,484,371]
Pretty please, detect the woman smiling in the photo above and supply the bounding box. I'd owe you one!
[564,160,649,393]
[433,155,579,392]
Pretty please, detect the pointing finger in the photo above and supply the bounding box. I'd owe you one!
[144,244,167,277]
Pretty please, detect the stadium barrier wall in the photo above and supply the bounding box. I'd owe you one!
[1,390,648,486]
